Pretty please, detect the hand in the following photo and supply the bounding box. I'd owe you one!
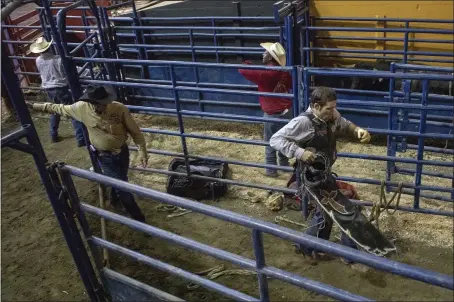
[300,150,316,163]
[26,101,34,109]
[355,127,371,143]
[139,156,148,168]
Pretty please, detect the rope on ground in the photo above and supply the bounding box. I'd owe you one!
[275,215,308,228]
[156,203,193,218]
[187,264,257,290]
[368,180,403,230]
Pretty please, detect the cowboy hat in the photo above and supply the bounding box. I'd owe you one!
[79,85,117,105]
[260,42,286,67]
[30,37,53,54]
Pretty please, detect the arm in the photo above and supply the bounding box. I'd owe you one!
[122,108,148,167]
[270,116,313,159]
[334,109,371,143]
[30,102,84,121]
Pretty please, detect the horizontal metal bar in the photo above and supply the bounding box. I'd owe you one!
[396,188,453,203]
[140,49,264,55]
[79,78,293,99]
[305,68,454,81]
[336,176,453,194]
[62,165,453,290]
[304,47,453,57]
[393,63,454,73]
[102,268,185,302]
[405,118,454,129]
[395,167,453,180]
[313,17,454,23]
[116,33,281,39]
[114,26,281,31]
[131,95,260,108]
[338,152,454,168]
[72,57,292,71]
[69,32,97,55]
[125,77,257,91]
[87,211,371,301]
[127,105,291,124]
[350,200,453,217]
[406,144,454,155]
[314,36,454,44]
[90,237,258,301]
[15,71,40,75]
[337,99,453,111]
[1,126,29,147]
[131,166,295,194]
[118,44,263,51]
[112,16,276,22]
[304,26,454,34]
[316,54,454,64]
[128,146,293,172]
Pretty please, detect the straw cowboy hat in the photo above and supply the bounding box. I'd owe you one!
[30,37,53,54]
[80,85,117,105]
[260,42,286,67]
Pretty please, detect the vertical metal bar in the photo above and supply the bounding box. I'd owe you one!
[286,16,294,66]
[58,167,107,271]
[131,0,146,79]
[305,12,310,67]
[81,9,95,79]
[279,26,284,46]
[403,21,409,64]
[212,18,219,63]
[233,1,245,62]
[252,230,270,302]
[47,165,104,300]
[189,29,204,113]
[386,62,397,192]
[414,80,429,209]
[169,65,191,175]
[41,0,82,98]
[301,68,310,219]
[1,44,101,302]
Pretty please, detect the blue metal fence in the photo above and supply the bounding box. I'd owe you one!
[56,164,453,301]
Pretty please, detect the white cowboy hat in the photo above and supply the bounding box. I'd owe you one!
[30,37,53,54]
[260,42,286,67]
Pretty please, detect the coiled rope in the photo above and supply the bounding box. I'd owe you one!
[186,264,257,290]
[368,180,403,230]
[156,203,193,218]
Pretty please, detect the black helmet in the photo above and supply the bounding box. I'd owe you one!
[302,152,330,188]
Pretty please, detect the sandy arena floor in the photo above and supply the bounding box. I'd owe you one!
[1,112,453,301]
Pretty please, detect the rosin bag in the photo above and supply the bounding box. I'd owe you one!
[166,158,229,201]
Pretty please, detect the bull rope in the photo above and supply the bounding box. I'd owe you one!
[186,264,257,290]
[368,180,403,230]
[156,203,193,218]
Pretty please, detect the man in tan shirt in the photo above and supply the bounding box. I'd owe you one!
[27,85,148,222]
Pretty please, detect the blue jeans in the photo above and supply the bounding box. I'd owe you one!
[97,145,145,222]
[263,109,293,175]
[46,86,84,144]
[300,204,357,258]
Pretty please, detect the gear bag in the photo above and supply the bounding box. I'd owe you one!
[166,158,229,200]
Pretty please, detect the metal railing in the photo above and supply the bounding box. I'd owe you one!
[55,164,453,301]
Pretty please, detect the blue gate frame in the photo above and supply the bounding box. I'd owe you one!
[1,0,453,300]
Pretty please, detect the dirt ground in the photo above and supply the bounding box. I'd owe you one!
[1,113,453,301]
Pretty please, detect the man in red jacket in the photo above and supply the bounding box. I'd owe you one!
[238,42,292,177]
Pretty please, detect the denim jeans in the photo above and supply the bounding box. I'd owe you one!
[299,204,357,258]
[97,145,146,222]
[46,86,84,144]
[263,109,293,175]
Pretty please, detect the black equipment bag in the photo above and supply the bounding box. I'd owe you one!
[166,158,229,200]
